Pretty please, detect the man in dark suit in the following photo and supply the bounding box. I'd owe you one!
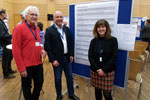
[45,11,80,100]
[141,19,150,50]
[0,9,16,79]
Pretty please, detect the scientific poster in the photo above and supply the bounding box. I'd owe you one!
[131,18,141,37]
[74,1,119,65]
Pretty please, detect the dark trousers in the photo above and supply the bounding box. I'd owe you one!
[53,56,74,96]
[21,64,44,100]
[2,45,13,76]
[95,88,113,100]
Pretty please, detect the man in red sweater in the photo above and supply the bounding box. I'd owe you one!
[12,6,47,100]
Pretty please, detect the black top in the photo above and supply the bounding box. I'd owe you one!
[44,24,74,64]
[0,19,12,46]
[141,23,150,39]
[88,36,118,73]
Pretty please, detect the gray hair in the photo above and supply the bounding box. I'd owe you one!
[23,6,40,18]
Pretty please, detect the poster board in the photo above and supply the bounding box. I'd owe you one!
[69,0,133,88]
[131,17,145,40]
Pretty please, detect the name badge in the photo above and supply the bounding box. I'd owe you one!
[35,42,40,46]
[99,57,102,62]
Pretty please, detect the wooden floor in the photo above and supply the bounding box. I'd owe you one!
[0,56,150,100]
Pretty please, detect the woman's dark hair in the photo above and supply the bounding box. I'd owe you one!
[93,19,111,40]
[37,22,43,31]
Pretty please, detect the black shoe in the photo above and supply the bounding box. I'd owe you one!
[69,95,80,100]
[56,95,63,100]
[9,70,17,74]
[4,74,16,79]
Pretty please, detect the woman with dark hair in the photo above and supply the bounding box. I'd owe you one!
[37,22,45,45]
[88,19,118,100]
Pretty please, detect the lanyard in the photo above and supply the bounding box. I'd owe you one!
[26,20,37,40]
[99,40,103,54]
[54,24,65,39]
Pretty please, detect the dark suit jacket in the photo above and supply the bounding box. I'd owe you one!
[0,19,12,46]
[88,37,118,73]
[141,23,150,39]
[44,24,74,64]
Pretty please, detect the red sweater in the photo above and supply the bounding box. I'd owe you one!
[12,20,43,72]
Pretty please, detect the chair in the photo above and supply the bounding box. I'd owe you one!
[129,59,142,81]
[128,41,148,100]
[128,59,143,100]
[135,41,148,51]
[133,41,149,71]
[135,41,149,63]
[129,50,141,59]
[129,50,145,72]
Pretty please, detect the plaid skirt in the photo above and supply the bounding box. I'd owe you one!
[90,70,115,91]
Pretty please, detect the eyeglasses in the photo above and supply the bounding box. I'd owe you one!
[29,13,38,17]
